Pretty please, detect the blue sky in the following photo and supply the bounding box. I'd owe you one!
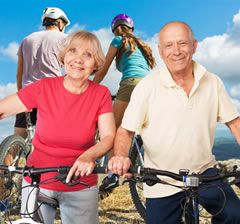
[0,0,240,140]
[1,0,240,84]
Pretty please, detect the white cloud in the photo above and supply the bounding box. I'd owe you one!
[90,28,121,94]
[93,28,113,54]
[66,23,86,34]
[194,10,240,83]
[0,83,17,142]
[145,33,164,68]
[230,84,240,97]
[232,9,240,38]
[0,116,15,142]
[233,10,240,25]
[0,42,19,62]
[232,99,240,113]
[0,83,17,99]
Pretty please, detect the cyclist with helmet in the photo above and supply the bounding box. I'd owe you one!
[14,7,70,138]
[93,13,155,192]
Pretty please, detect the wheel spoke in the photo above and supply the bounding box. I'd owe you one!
[0,135,29,219]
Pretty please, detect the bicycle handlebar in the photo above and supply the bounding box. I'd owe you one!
[1,165,240,187]
[128,166,240,187]
[0,165,107,176]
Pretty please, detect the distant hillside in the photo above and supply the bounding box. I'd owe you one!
[213,137,240,160]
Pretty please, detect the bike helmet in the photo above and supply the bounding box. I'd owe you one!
[42,7,70,26]
[111,13,134,33]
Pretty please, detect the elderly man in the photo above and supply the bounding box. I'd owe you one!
[109,21,240,223]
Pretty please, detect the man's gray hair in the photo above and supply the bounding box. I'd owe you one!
[158,21,195,45]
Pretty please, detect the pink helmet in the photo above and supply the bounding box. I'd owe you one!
[111,13,134,33]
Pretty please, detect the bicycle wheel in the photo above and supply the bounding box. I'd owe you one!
[0,135,30,218]
[128,135,146,221]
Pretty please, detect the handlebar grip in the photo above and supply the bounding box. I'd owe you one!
[129,166,141,174]
[93,166,107,174]
[92,166,141,174]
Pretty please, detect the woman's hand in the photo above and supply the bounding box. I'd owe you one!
[66,153,96,183]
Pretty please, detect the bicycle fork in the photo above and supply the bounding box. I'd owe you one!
[21,174,42,222]
[182,190,199,224]
[191,196,199,224]
[25,186,40,219]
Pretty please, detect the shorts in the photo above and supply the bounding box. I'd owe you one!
[14,109,37,128]
[116,77,142,102]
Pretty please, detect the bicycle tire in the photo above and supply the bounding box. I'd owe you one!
[128,136,146,221]
[0,135,30,218]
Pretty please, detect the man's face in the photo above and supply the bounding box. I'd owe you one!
[158,23,197,75]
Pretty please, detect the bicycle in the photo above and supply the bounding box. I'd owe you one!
[0,164,107,223]
[126,164,240,223]
[0,112,33,215]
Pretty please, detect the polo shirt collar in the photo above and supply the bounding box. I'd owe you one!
[160,61,207,88]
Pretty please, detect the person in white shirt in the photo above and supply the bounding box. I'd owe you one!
[109,21,240,224]
[15,7,70,138]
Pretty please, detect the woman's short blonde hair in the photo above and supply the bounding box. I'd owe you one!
[58,30,105,73]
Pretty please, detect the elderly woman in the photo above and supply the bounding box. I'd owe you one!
[0,30,115,224]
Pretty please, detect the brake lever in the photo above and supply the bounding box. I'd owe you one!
[143,175,161,186]
[229,178,240,188]
[65,179,90,187]
[56,172,90,187]
[59,176,90,187]
[122,175,161,187]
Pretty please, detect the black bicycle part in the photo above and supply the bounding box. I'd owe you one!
[128,135,146,221]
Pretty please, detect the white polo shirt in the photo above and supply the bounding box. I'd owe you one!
[122,61,239,198]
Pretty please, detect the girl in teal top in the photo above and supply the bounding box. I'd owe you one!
[94,14,155,192]
[94,13,155,128]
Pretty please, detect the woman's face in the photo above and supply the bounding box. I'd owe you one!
[63,39,96,80]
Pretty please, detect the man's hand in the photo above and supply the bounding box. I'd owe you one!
[108,156,132,177]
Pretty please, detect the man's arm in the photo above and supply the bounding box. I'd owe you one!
[16,55,23,90]
[108,126,134,175]
[226,117,240,145]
